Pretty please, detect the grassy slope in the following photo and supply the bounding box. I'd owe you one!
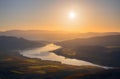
[0,50,110,79]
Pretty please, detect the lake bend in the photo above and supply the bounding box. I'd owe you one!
[20,43,114,69]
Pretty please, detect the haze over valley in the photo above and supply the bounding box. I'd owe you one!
[0,0,120,79]
[0,30,120,42]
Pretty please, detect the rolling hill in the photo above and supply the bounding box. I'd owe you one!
[55,35,120,67]
[56,35,120,47]
[0,36,46,51]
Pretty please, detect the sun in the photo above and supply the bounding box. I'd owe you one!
[68,11,76,19]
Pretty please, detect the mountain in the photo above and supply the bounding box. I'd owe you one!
[54,35,120,67]
[0,30,120,42]
[0,30,79,42]
[56,35,120,47]
[0,36,46,51]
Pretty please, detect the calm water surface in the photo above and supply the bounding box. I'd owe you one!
[20,44,113,69]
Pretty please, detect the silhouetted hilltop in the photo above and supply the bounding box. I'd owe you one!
[0,36,46,50]
[56,35,120,47]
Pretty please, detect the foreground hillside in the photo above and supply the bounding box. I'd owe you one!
[55,35,120,67]
[1,53,120,79]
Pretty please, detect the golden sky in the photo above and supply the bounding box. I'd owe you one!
[0,0,120,33]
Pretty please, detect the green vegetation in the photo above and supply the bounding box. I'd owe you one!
[11,70,24,74]
[61,48,76,56]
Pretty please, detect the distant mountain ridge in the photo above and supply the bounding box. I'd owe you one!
[0,30,120,42]
[56,35,120,47]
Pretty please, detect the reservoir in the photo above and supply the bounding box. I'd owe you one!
[20,44,113,69]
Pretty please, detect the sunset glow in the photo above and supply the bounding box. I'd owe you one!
[0,0,119,33]
[68,11,76,19]
[0,1,120,78]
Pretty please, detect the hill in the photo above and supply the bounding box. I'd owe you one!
[0,36,46,51]
[55,35,120,67]
[56,35,120,47]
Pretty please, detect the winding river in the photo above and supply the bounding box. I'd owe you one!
[20,44,113,69]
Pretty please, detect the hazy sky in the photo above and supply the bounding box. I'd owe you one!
[0,0,120,32]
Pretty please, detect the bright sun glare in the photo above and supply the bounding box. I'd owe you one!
[69,11,76,19]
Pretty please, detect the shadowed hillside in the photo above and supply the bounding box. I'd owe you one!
[0,36,46,51]
[56,35,120,47]
[0,35,120,79]
[0,36,114,79]
[55,35,120,67]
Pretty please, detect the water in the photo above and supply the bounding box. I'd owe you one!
[20,43,113,69]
